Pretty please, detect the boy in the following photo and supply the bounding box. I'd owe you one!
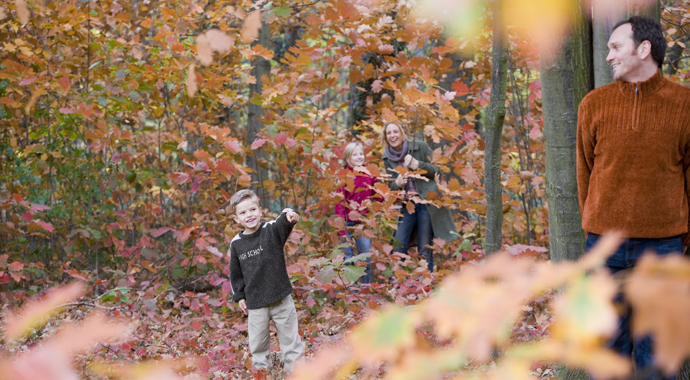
[228,189,304,374]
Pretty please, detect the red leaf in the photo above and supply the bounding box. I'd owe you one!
[191,176,203,193]
[150,227,173,238]
[251,138,267,150]
[8,261,23,272]
[274,132,296,147]
[174,227,194,243]
[59,107,75,114]
[306,296,315,307]
[29,203,50,212]
[58,76,71,91]
[19,77,36,86]
[223,139,242,154]
[12,193,24,203]
[171,172,191,185]
[37,221,54,232]
[190,322,202,330]
[451,81,470,96]
[530,126,541,140]
[23,211,32,222]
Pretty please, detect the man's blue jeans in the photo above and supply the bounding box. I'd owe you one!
[343,221,373,284]
[394,203,434,272]
[586,232,682,380]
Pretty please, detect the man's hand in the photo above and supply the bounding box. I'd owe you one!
[239,299,248,315]
[286,211,300,223]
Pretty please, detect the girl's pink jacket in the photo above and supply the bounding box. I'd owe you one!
[334,166,382,236]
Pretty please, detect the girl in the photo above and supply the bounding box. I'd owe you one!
[335,142,379,284]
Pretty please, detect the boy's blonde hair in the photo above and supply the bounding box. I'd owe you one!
[342,142,364,167]
[230,189,259,214]
[380,123,409,148]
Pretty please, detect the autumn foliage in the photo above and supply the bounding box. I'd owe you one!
[2,0,690,379]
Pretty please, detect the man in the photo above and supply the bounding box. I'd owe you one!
[577,16,690,379]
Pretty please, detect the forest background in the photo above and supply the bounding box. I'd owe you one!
[3,0,690,379]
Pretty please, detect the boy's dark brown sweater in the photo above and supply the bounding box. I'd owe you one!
[577,70,690,245]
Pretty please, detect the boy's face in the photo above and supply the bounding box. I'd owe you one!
[233,198,263,233]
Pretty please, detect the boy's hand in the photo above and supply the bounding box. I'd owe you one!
[286,211,300,223]
[239,299,248,315]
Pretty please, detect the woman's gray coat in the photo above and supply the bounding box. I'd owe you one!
[383,139,458,244]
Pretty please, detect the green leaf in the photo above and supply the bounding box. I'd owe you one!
[343,265,366,282]
[273,6,291,17]
[316,266,336,284]
[129,91,142,103]
[126,171,137,183]
[343,253,371,264]
[85,227,102,239]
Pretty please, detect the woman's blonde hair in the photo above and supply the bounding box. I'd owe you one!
[380,122,409,148]
[342,142,364,167]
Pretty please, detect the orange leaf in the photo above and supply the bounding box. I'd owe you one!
[186,64,198,97]
[196,34,213,66]
[57,76,70,91]
[240,11,261,43]
[252,44,273,60]
[205,29,234,53]
[15,0,29,25]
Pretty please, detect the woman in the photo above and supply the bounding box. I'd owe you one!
[334,142,379,283]
[382,123,458,272]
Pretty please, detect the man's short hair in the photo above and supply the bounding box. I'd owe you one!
[613,16,666,68]
[230,189,259,214]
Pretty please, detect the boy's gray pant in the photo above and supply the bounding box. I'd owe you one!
[248,294,304,373]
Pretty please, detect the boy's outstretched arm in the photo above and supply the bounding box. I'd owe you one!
[286,211,299,223]
[267,208,298,246]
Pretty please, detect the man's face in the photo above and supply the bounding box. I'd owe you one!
[233,199,263,233]
[607,23,644,82]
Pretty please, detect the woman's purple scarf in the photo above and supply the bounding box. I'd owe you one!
[385,140,408,164]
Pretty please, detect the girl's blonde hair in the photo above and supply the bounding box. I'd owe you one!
[380,123,409,148]
[342,142,364,167]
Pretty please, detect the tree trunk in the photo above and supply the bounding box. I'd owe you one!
[246,22,271,208]
[592,0,660,88]
[483,0,508,256]
[541,1,592,263]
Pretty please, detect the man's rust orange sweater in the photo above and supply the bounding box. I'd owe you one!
[577,70,690,245]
